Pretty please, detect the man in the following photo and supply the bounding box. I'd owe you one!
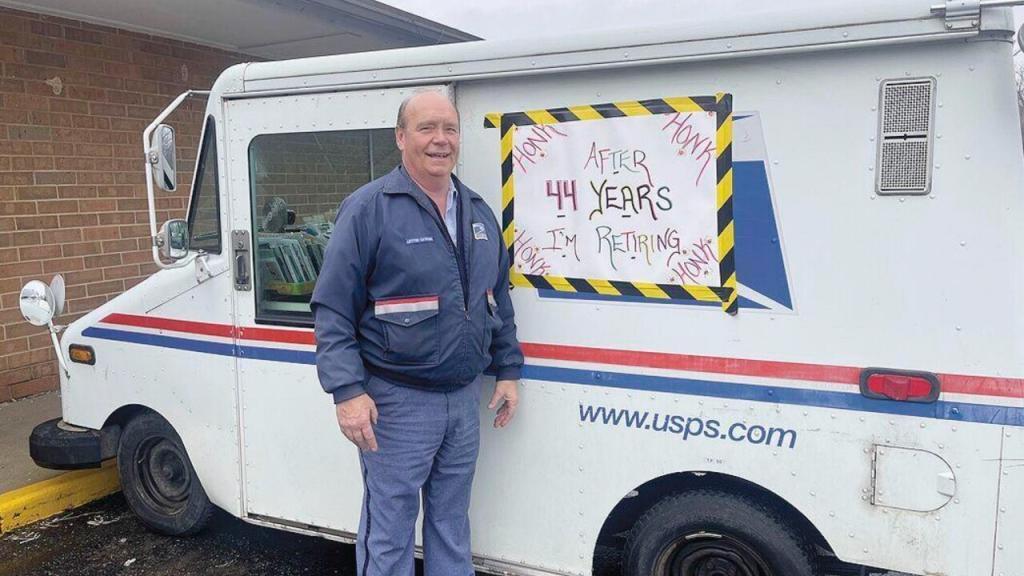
[311,90,523,576]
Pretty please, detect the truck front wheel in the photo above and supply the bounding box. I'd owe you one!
[117,412,213,536]
[623,490,815,576]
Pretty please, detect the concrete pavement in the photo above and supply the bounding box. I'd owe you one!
[0,392,62,495]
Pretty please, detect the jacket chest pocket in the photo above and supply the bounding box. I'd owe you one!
[375,295,440,365]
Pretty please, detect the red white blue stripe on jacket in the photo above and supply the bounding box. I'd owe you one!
[82,313,1024,427]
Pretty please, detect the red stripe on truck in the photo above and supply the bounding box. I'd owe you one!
[100,314,1024,399]
[521,343,1024,399]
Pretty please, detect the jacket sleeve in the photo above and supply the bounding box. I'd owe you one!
[489,227,524,381]
[311,194,376,404]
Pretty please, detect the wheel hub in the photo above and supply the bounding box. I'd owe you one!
[663,533,771,576]
[136,436,192,513]
[693,555,740,576]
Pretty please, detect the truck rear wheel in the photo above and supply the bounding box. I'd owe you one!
[623,490,814,576]
[117,412,213,536]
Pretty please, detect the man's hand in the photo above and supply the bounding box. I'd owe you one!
[336,393,379,452]
[488,379,519,428]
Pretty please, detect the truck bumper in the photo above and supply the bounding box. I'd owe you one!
[29,418,118,470]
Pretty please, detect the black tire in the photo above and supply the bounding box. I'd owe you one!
[623,490,815,576]
[117,412,213,536]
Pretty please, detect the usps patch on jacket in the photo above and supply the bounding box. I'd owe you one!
[375,295,439,316]
[472,222,488,241]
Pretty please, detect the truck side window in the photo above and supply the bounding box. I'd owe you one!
[249,128,400,324]
[187,116,221,254]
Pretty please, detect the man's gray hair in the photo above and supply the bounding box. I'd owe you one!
[396,89,459,129]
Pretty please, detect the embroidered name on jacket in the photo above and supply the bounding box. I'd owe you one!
[406,236,434,245]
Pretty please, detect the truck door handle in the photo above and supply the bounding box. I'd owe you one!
[232,230,252,291]
[236,254,249,285]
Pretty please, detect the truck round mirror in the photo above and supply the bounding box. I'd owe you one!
[158,219,190,260]
[151,124,177,192]
[50,274,65,318]
[20,280,56,327]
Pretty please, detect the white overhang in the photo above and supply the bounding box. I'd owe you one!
[0,0,479,59]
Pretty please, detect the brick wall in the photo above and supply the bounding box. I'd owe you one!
[0,7,249,402]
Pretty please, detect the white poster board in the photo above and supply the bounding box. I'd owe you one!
[510,110,721,287]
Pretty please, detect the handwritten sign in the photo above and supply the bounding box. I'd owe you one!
[511,110,721,286]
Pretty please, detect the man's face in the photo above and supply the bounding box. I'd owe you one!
[396,93,460,182]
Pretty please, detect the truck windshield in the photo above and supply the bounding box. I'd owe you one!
[248,128,399,324]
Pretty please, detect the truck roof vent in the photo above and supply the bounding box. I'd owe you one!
[876,78,935,195]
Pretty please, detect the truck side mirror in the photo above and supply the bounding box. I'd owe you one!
[150,124,177,192]
[158,219,190,260]
[19,276,71,378]
[20,280,57,327]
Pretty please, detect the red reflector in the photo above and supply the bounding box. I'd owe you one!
[866,373,934,401]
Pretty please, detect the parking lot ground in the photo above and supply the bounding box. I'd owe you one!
[0,493,356,576]
[0,493,624,576]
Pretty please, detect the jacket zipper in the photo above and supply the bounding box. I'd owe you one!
[426,201,469,313]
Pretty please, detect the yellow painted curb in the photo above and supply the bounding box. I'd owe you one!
[0,459,121,534]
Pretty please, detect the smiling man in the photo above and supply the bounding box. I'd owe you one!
[311,90,523,576]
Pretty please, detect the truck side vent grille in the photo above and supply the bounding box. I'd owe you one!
[879,141,929,191]
[876,78,935,195]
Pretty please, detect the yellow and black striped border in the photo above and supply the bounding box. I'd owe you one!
[485,94,737,314]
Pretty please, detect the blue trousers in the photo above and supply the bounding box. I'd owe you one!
[356,375,481,576]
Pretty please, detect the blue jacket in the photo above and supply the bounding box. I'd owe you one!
[311,166,524,403]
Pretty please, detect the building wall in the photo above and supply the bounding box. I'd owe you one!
[0,7,249,402]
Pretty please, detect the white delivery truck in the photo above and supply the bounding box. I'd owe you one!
[18,1,1024,575]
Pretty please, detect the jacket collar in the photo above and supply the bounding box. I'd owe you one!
[383,165,473,202]
[383,166,474,218]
